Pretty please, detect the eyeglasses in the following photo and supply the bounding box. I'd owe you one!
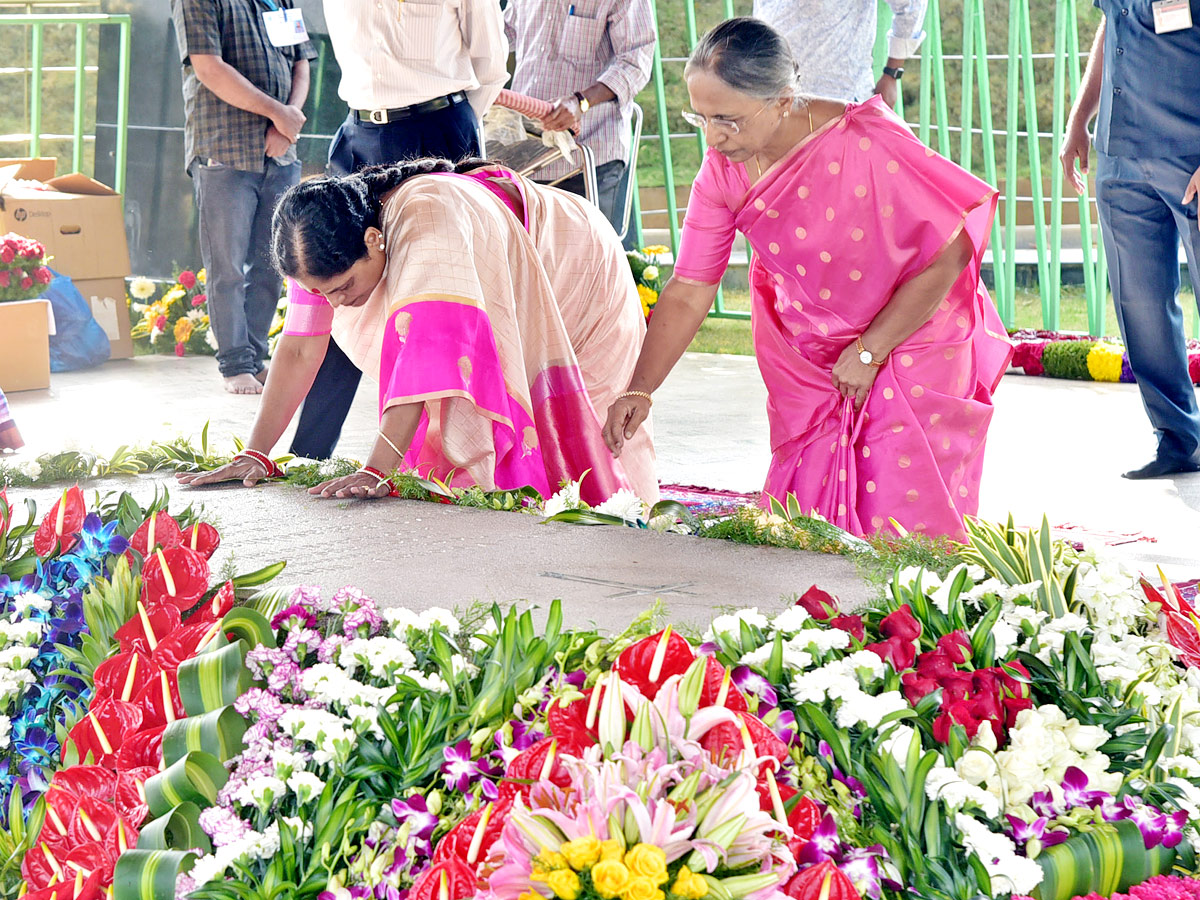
[681,101,772,135]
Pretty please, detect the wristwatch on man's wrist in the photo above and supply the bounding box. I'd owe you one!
[573,91,590,114]
[882,65,904,80]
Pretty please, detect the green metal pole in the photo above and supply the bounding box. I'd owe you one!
[647,1,679,255]
[311,40,327,116]
[29,22,43,157]
[959,0,976,171]
[72,22,86,172]
[918,1,932,147]
[1049,0,1067,332]
[1000,0,1020,328]
[928,0,951,158]
[1017,0,1050,325]
[973,5,1005,325]
[114,17,131,195]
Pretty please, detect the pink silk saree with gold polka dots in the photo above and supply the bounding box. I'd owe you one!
[673,96,1012,539]
[282,169,657,505]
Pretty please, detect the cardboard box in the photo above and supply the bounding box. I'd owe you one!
[73,276,133,360]
[0,158,131,281]
[0,298,52,392]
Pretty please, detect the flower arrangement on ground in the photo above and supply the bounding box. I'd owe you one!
[627,246,668,322]
[1009,330,1200,385]
[129,268,215,356]
[0,234,53,304]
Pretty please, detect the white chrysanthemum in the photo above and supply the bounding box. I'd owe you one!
[542,481,582,517]
[705,608,768,641]
[12,593,50,617]
[419,607,461,633]
[17,461,41,480]
[789,627,851,654]
[592,488,646,522]
[771,605,810,634]
[286,771,325,804]
[954,814,1044,894]
[129,275,156,300]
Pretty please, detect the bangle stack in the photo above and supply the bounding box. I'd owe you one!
[233,449,284,478]
[617,390,653,406]
[358,465,398,496]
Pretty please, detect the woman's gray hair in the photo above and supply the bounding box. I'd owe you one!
[685,17,800,102]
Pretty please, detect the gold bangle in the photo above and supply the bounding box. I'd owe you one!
[378,429,404,459]
[617,390,653,406]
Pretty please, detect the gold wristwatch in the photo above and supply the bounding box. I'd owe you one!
[573,91,590,114]
[856,336,887,367]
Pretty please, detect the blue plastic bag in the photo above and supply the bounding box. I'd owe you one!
[45,269,111,372]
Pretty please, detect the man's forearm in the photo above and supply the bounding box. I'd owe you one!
[286,58,310,108]
[191,53,284,120]
[580,82,618,107]
[1068,22,1106,129]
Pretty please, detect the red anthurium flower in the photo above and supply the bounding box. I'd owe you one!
[432,796,513,865]
[545,690,599,755]
[33,485,86,557]
[141,546,210,611]
[92,651,158,705]
[64,840,115,887]
[133,668,186,729]
[67,796,119,847]
[24,873,106,900]
[408,858,480,900]
[879,604,921,642]
[183,521,221,559]
[128,511,183,558]
[22,841,71,891]
[796,586,839,620]
[614,628,695,700]
[114,725,166,771]
[47,766,118,802]
[865,636,917,672]
[698,657,749,713]
[64,699,143,767]
[103,813,140,865]
[185,580,236,627]
[500,737,572,802]
[937,631,973,665]
[0,488,11,541]
[828,614,865,642]
[784,860,859,900]
[114,768,157,825]
[115,604,181,657]
[152,620,220,672]
[698,714,788,775]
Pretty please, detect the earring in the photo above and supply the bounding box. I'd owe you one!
[378,243,385,251]
[783,110,790,118]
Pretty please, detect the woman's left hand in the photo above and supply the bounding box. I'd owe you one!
[309,471,393,500]
[831,343,881,409]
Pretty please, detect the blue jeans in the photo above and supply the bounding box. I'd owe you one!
[192,158,301,377]
[288,97,482,459]
[1096,150,1200,462]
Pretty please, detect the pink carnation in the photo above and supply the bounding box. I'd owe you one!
[178,269,197,289]
[34,266,51,285]
[0,246,12,264]
[192,293,207,307]
[0,270,9,288]
[175,341,186,357]
[19,276,32,290]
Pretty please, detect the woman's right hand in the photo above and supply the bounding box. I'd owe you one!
[176,457,269,488]
[603,395,651,458]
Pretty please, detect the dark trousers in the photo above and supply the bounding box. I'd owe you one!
[288,97,481,459]
[192,158,300,377]
[1096,150,1200,463]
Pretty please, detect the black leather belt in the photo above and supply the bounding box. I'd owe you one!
[354,91,468,124]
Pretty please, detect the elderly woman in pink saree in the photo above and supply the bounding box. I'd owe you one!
[603,18,1011,540]
[179,159,656,504]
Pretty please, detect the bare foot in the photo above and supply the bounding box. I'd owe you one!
[224,373,263,394]
[254,366,268,385]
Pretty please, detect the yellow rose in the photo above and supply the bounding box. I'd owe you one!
[642,265,659,282]
[621,877,665,900]
[560,836,602,870]
[599,839,625,863]
[624,845,668,885]
[670,869,709,900]
[547,870,581,900]
[591,860,632,899]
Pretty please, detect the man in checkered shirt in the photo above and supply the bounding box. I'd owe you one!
[505,0,656,238]
[172,0,316,394]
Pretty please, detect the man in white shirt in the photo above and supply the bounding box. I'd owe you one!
[753,0,927,106]
[289,0,509,459]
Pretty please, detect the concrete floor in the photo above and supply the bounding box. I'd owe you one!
[4,352,1199,628]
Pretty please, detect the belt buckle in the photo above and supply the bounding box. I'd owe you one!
[368,108,388,125]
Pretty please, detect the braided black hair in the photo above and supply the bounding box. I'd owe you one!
[271,157,488,279]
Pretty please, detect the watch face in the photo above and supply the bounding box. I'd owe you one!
[859,350,873,365]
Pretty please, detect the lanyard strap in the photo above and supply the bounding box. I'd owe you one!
[259,0,280,10]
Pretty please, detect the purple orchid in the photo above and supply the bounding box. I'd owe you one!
[731,666,779,708]
[1129,802,1167,849]
[391,794,439,855]
[697,641,720,656]
[840,847,883,899]
[1061,766,1108,809]
[561,670,587,689]
[1030,789,1059,818]
[441,740,500,793]
[796,814,841,865]
[1161,809,1188,849]
[770,709,798,746]
[1100,794,1134,823]
[1006,814,1050,845]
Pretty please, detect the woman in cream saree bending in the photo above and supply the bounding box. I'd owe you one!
[178,159,656,503]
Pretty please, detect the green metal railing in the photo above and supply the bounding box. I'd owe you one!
[640,0,1115,334]
[0,12,132,194]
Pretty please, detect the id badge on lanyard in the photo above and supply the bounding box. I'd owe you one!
[1152,0,1193,33]
[260,0,309,46]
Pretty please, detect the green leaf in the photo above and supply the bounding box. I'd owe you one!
[231,560,287,589]
[178,642,251,717]
[161,705,248,766]
[136,801,211,854]
[220,607,277,650]
[114,849,197,900]
[144,750,229,818]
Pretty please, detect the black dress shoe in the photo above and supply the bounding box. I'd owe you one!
[1122,457,1200,479]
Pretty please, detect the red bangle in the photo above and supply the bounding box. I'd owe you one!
[358,465,398,496]
[234,449,284,478]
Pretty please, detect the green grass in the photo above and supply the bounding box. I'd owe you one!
[685,284,1200,356]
